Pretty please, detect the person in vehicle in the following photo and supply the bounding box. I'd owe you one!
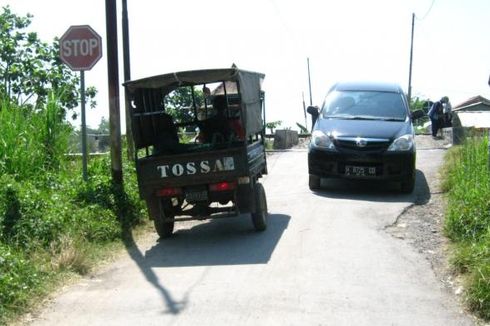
[198,95,244,143]
[153,111,179,154]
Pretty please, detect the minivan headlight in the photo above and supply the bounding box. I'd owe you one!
[388,134,414,151]
[311,130,335,150]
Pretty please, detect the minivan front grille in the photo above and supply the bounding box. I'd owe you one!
[334,137,391,152]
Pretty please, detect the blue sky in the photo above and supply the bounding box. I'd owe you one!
[2,0,490,130]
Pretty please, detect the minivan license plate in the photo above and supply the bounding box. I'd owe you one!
[345,165,376,177]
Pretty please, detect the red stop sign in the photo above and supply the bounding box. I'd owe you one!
[59,25,102,71]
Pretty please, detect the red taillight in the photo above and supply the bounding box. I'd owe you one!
[209,181,237,192]
[156,187,182,197]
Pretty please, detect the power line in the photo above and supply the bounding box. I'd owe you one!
[416,0,436,21]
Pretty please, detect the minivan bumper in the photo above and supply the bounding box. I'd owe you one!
[308,147,415,182]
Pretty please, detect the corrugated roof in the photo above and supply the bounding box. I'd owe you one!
[453,95,490,110]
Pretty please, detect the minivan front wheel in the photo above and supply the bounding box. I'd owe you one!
[400,175,416,193]
[309,174,321,190]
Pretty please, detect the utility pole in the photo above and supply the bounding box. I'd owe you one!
[122,0,134,159]
[407,12,415,106]
[105,0,123,186]
[307,57,313,106]
[302,91,307,131]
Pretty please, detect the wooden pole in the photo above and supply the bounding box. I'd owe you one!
[122,0,135,160]
[105,0,123,186]
[407,13,415,106]
[307,58,313,106]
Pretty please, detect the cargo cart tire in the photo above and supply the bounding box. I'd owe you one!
[154,215,174,239]
[148,199,175,239]
[251,182,267,231]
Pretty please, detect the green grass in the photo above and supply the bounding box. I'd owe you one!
[0,95,146,324]
[443,134,490,319]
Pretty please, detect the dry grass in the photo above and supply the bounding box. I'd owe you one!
[50,235,91,275]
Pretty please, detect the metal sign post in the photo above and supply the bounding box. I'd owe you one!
[59,25,102,181]
[80,71,88,181]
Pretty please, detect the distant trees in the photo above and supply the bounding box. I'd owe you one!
[266,120,282,134]
[409,96,432,113]
[69,117,111,153]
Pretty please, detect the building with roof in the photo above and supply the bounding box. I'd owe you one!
[451,95,490,129]
[453,95,490,112]
[443,95,490,144]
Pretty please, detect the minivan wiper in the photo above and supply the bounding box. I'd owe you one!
[325,115,406,121]
[324,115,377,120]
[378,117,406,122]
[344,116,379,121]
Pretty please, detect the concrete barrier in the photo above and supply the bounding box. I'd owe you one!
[442,127,465,145]
[442,113,465,145]
[273,130,299,149]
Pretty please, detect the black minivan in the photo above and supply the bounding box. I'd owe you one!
[307,81,424,193]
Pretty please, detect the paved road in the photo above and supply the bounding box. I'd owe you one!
[29,139,473,326]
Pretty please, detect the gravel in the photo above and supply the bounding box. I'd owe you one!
[385,135,471,316]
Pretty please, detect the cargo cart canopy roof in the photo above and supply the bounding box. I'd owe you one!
[124,68,266,137]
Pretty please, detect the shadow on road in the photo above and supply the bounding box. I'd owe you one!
[120,212,290,315]
[145,213,290,267]
[121,227,185,315]
[310,169,431,204]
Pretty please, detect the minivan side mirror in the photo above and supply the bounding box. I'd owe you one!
[307,106,320,128]
[307,105,319,117]
[410,109,425,120]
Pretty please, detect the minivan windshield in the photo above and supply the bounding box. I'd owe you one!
[320,90,407,121]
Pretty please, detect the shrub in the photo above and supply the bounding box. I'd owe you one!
[0,91,146,324]
[0,244,47,321]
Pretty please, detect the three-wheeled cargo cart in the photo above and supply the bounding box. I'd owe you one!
[124,68,268,238]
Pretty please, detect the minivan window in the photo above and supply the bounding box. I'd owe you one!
[320,90,407,121]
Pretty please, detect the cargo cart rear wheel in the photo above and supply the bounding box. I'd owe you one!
[148,199,175,239]
[251,182,267,231]
[154,213,175,239]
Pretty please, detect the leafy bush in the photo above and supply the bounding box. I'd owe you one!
[0,97,146,323]
[0,176,70,251]
[0,244,47,320]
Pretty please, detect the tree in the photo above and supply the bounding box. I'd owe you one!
[409,96,430,127]
[97,116,110,134]
[409,96,432,113]
[0,6,96,116]
[296,122,308,134]
[164,86,204,124]
[266,120,282,134]
[95,117,110,151]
